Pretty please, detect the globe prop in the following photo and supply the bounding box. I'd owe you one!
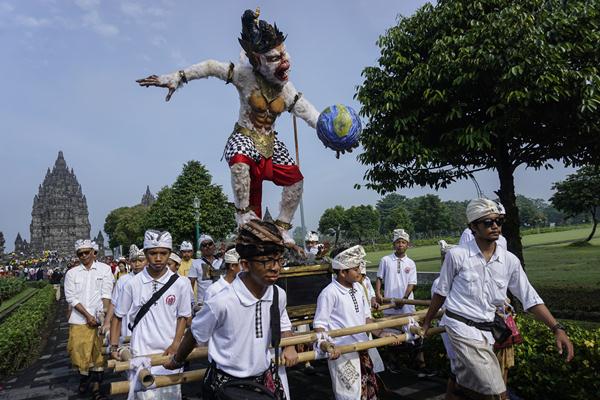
[316,104,362,157]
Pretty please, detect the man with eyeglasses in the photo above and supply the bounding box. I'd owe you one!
[164,220,298,399]
[188,234,223,308]
[64,239,114,399]
[421,198,573,400]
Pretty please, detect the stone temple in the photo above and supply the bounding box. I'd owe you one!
[29,151,91,255]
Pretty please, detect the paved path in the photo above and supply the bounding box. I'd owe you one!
[0,298,446,399]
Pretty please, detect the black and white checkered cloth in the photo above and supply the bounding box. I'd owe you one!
[223,132,296,166]
[255,300,263,338]
[349,288,360,313]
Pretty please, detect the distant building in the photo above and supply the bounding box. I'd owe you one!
[94,231,105,258]
[14,233,30,255]
[141,185,156,207]
[29,151,91,255]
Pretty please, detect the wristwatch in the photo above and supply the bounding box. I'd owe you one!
[551,323,566,334]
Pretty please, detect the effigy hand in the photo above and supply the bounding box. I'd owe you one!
[136,74,178,102]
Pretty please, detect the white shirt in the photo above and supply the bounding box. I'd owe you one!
[188,257,223,303]
[377,253,417,314]
[115,268,192,375]
[314,279,372,347]
[111,272,134,339]
[435,240,543,342]
[459,228,507,249]
[203,276,230,302]
[190,276,292,378]
[64,261,113,325]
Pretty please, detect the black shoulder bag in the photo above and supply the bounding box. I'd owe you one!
[217,286,283,400]
[128,274,179,331]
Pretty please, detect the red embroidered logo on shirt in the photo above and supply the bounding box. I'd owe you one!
[165,294,176,305]
[404,267,411,274]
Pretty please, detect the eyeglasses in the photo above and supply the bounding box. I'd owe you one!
[476,218,505,228]
[77,250,91,257]
[200,242,214,248]
[249,256,287,269]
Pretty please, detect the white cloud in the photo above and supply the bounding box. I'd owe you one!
[74,0,100,11]
[0,2,14,13]
[82,10,119,37]
[150,35,166,47]
[120,2,167,20]
[15,15,51,28]
[170,49,189,67]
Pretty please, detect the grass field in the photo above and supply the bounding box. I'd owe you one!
[366,226,600,288]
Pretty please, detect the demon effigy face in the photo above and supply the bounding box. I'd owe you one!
[256,44,290,86]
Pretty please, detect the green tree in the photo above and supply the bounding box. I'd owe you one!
[356,0,600,263]
[551,166,600,241]
[516,195,548,227]
[104,205,149,249]
[380,205,414,237]
[144,161,236,247]
[342,205,380,244]
[410,195,451,236]
[376,193,410,234]
[318,205,346,246]
[0,232,4,256]
[444,200,469,232]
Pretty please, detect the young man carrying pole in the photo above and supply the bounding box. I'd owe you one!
[164,220,298,399]
[110,230,192,400]
[313,245,379,400]
[422,198,574,400]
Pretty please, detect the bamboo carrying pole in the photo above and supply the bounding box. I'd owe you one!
[110,309,442,372]
[389,298,432,307]
[111,326,447,394]
[110,368,207,395]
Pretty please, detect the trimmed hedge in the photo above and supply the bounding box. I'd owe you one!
[0,285,56,377]
[0,277,26,301]
[420,316,600,400]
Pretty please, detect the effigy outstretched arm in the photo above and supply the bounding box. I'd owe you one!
[136,60,232,102]
[284,83,320,129]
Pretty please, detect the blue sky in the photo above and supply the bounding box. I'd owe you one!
[0,0,575,251]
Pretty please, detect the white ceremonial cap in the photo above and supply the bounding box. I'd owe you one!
[495,201,506,215]
[199,234,214,244]
[332,245,367,270]
[466,198,500,223]
[75,239,94,252]
[143,230,173,250]
[392,229,410,243]
[305,231,319,242]
[92,242,99,252]
[180,241,193,251]
[168,253,181,265]
[439,240,455,255]
[129,244,144,260]
[224,248,240,264]
[359,263,367,275]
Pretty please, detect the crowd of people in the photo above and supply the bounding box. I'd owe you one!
[59,197,573,400]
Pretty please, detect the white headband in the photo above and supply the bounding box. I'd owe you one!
[332,245,367,270]
[466,198,500,223]
[75,239,95,252]
[168,253,181,265]
[224,248,240,264]
[143,230,173,250]
[392,229,410,243]
[180,241,193,251]
[199,234,214,244]
[305,231,319,242]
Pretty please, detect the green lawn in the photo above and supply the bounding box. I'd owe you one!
[0,287,38,315]
[366,227,600,289]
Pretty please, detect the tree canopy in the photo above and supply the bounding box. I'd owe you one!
[318,205,346,246]
[356,0,600,261]
[551,166,600,241]
[104,205,149,250]
[144,161,236,248]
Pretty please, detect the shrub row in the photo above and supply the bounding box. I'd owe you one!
[419,316,599,400]
[0,285,56,377]
[0,277,26,301]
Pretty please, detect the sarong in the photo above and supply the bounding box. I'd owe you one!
[328,351,378,400]
[67,324,104,373]
[445,328,506,398]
